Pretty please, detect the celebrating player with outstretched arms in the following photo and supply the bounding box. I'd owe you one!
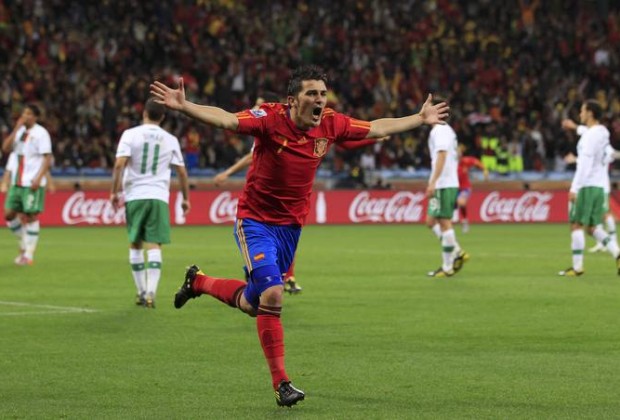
[150,64,448,407]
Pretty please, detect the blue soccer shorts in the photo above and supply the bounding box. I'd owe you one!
[457,188,472,201]
[234,218,301,308]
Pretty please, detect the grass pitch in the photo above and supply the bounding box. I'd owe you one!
[1,224,619,419]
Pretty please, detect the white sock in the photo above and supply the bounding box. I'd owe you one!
[129,249,146,296]
[605,214,617,243]
[431,223,442,240]
[571,229,585,271]
[7,218,25,251]
[593,225,620,258]
[23,221,40,260]
[441,229,456,272]
[146,248,162,298]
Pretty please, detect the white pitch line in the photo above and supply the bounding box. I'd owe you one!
[0,300,98,315]
[0,310,97,316]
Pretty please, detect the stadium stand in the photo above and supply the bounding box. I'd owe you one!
[0,0,618,184]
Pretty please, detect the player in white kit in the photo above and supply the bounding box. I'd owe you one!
[559,100,620,276]
[111,99,191,307]
[2,104,52,265]
[425,105,468,277]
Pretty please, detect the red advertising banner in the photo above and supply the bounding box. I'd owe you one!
[0,189,569,226]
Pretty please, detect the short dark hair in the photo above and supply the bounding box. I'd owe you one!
[145,98,166,121]
[287,65,328,97]
[261,91,281,103]
[25,104,41,118]
[583,99,603,120]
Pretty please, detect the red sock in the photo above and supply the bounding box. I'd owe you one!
[193,274,245,308]
[460,205,467,219]
[257,306,288,389]
[285,260,295,279]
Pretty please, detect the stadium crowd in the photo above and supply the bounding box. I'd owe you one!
[0,0,619,178]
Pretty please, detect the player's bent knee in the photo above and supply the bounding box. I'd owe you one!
[23,213,39,223]
[4,210,16,221]
[238,295,257,317]
[260,285,284,307]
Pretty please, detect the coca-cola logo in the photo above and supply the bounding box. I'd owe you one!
[209,192,238,223]
[348,191,425,223]
[480,191,552,222]
[62,192,125,225]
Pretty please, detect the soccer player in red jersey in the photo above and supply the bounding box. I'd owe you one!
[456,153,488,232]
[150,65,448,407]
[214,135,383,294]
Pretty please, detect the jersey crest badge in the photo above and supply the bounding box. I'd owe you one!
[250,109,267,118]
[313,138,328,157]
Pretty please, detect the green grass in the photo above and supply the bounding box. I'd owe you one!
[1,224,620,419]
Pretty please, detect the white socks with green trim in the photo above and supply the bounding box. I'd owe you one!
[129,249,146,297]
[7,218,25,252]
[441,229,457,272]
[146,249,162,298]
[593,225,620,258]
[431,223,442,240]
[571,229,585,271]
[23,221,39,260]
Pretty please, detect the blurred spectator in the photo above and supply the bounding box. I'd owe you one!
[181,126,201,170]
[0,0,618,178]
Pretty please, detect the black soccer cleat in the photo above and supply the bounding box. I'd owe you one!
[275,380,305,407]
[135,293,146,307]
[284,277,303,294]
[427,267,454,278]
[174,265,202,309]
[452,250,470,273]
[616,255,620,276]
[145,294,156,309]
[558,267,584,277]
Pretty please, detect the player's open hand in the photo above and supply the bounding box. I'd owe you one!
[419,94,449,125]
[150,78,186,111]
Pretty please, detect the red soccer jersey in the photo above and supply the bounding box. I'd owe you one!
[458,156,482,190]
[235,103,371,225]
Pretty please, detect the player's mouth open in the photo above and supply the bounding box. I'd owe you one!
[312,106,322,122]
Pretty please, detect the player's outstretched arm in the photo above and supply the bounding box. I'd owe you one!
[367,94,449,138]
[214,152,253,187]
[150,78,239,131]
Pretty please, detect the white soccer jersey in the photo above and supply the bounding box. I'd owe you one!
[11,123,52,188]
[428,124,459,188]
[6,152,17,172]
[116,123,185,203]
[570,124,610,193]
